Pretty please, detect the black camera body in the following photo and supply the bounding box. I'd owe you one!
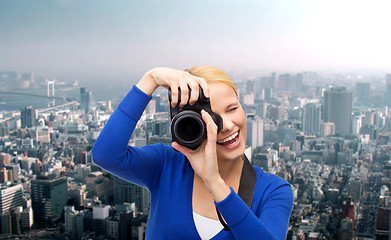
[169,87,223,150]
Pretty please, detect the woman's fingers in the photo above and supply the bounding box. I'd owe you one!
[170,83,179,108]
[158,68,207,108]
[178,82,189,108]
[172,141,195,157]
[201,110,218,143]
[188,81,200,106]
[195,76,209,98]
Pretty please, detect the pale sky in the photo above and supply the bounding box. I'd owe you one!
[1,0,390,83]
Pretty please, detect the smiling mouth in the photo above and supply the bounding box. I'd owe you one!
[217,131,239,146]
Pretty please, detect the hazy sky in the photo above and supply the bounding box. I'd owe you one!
[1,0,391,83]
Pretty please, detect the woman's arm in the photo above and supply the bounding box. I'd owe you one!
[216,181,293,240]
[91,68,208,189]
[173,110,293,239]
[91,85,164,189]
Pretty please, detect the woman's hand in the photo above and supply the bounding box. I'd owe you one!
[136,67,209,107]
[172,110,230,202]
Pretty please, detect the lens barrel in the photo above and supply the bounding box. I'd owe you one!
[171,111,206,150]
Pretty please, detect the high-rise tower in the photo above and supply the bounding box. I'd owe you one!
[303,103,321,136]
[80,87,96,113]
[356,82,371,103]
[323,87,352,136]
[21,106,36,128]
[113,176,150,213]
[0,184,23,214]
[386,74,391,107]
[31,176,67,222]
[246,115,264,149]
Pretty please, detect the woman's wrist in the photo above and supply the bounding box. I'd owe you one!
[204,177,231,203]
[136,70,159,96]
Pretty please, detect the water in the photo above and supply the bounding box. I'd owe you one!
[0,86,127,112]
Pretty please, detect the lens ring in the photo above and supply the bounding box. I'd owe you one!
[172,111,205,147]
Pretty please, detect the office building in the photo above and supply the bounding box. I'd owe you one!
[107,216,119,239]
[256,101,267,120]
[30,127,50,144]
[253,153,272,171]
[246,80,254,94]
[303,103,321,135]
[0,213,11,234]
[21,106,36,128]
[0,168,12,183]
[364,110,375,127]
[323,87,352,136]
[278,74,293,91]
[10,207,22,235]
[352,116,362,136]
[0,123,10,137]
[5,165,19,183]
[64,206,76,233]
[0,183,24,214]
[269,106,285,121]
[348,177,362,204]
[80,87,96,113]
[320,122,335,137]
[386,74,391,107]
[20,207,33,231]
[277,125,297,145]
[264,88,273,102]
[119,212,133,240]
[356,82,371,103]
[31,176,67,222]
[113,176,150,213]
[85,171,112,202]
[92,205,109,236]
[64,206,85,236]
[246,116,264,149]
[0,153,11,168]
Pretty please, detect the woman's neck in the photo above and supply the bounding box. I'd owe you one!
[217,156,243,182]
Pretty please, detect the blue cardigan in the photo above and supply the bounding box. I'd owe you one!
[91,85,293,240]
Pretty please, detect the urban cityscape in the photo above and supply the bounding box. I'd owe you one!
[0,70,391,240]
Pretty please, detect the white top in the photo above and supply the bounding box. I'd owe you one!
[193,211,223,240]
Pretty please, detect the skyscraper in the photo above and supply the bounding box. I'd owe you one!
[246,115,264,149]
[323,87,352,136]
[356,82,371,103]
[20,106,36,128]
[386,74,391,107]
[264,88,273,102]
[31,176,67,222]
[80,87,96,113]
[302,103,321,135]
[0,184,23,214]
[113,176,150,213]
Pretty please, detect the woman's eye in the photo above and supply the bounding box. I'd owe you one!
[228,107,238,112]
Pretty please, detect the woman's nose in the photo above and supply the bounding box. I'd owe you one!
[221,117,234,132]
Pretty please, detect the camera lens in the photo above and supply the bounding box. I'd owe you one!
[171,111,205,149]
[177,117,202,141]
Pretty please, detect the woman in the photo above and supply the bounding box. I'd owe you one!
[91,66,293,240]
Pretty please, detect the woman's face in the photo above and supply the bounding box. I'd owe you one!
[209,82,246,161]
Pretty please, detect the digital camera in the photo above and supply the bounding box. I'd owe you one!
[169,87,223,150]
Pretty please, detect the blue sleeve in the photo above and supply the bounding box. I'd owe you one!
[215,180,293,240]
[91,85,164,190]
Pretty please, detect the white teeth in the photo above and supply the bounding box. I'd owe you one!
[218,132,239,144]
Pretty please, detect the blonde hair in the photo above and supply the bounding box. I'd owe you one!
[186,66,237,96]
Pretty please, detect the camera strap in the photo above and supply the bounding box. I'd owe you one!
[215,154,256,231]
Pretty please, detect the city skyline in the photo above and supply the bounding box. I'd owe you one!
[1,0,391,85]
[1,59,391,238]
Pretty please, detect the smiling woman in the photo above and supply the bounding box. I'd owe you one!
[91,66,293,239]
